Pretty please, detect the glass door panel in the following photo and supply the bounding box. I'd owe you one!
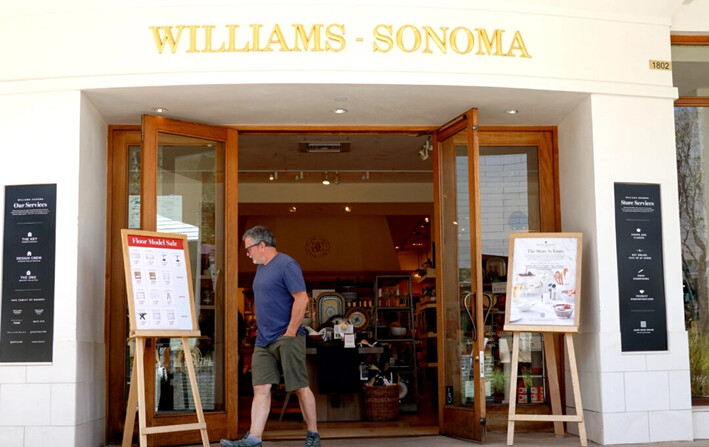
[479,145,546,407]
[436,123,559,439]
[153,133,226,413]
[124,135,227,413]
[136,115,238,445]
[441,131,475,408]
[435,111,485,442]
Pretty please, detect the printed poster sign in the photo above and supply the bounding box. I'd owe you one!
[504,233,583,333]
[121,229,199,337]
[614,183,667,351]
[0,184,57,363]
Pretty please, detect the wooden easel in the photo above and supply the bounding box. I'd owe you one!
[504,233,585,445]
[122,336,209,447]
[120,230,210,446]
[506,331,586,446]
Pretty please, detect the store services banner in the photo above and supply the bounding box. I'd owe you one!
[614,183,667,352]
[0,184,57,362]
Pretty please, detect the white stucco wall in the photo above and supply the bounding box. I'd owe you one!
[0,1,678,100]
[558,95,693,444]
[0,91,84,446]
[672,0,709,33]
[76,95,107,446]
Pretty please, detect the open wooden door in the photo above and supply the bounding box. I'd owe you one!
[110,115,239,445]
[433,109,486,441]
[432,110,561,441]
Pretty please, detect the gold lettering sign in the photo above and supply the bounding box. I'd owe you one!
[150,23,531,58]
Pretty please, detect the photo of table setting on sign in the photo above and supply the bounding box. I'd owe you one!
[508,266,576,326]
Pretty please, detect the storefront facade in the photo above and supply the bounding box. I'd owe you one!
[0,1,707,446]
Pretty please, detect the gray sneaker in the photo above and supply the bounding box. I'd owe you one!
[220,433,262,447]
[303,430,321,447]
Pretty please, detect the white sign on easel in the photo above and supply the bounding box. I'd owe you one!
[125,232,195,333]
[121,229,208,447]
[504,233,586,446]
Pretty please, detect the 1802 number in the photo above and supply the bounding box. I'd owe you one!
[649,60,672,71]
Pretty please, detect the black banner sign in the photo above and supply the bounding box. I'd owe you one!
[0,184,57,362]
[614,183,667,352]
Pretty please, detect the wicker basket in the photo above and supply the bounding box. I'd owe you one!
[363,384,399,421]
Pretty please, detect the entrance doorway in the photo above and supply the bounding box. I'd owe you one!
[235,132,437,438]
[106,116,560,445]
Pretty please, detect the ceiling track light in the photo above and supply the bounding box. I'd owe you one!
[418,137,432,161]
[240,169,428,184]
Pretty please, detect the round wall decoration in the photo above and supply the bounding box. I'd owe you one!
[345,306,370,330]
[305,235,331,258]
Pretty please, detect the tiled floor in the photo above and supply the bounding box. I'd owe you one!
[178,432,709,447]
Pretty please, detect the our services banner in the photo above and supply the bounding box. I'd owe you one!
[614,183,667,352]
[0,184,57,363]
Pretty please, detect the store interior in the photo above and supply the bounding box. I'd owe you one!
[235,133,439,433]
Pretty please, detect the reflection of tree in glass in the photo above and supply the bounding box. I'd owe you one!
[675,106,709,397]
[675,107,707,331]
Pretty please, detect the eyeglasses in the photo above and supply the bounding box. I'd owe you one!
[245,242,261,255]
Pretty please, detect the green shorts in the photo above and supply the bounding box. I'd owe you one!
[251,334,309,392]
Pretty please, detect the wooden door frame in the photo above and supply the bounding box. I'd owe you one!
[106,125,141,442]
[433,119,561,441]
[432,110,486,441]
[105,118,239,445]
[106,122,559,444]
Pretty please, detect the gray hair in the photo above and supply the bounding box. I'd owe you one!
[242,225,276,247]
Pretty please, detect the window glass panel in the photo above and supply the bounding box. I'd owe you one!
[675,106,709,398]
[480,146,539,256]
[128,146,141,229]
[479,145,544,405]
[124,134,226,413]
[155,134,226,413]
[671,45,709,98]
[454,138,475,406]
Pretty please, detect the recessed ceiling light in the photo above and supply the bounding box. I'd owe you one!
[289,206,297,213]
[344,206,351,212]
[332,108,348,114]
[152,107,168,113]
[505,109,519,115]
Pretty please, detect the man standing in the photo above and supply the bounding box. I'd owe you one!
[221,226,320,447]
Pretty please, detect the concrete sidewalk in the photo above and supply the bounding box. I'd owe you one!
[191,433,709,447]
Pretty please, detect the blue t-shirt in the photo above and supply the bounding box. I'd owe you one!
[253,252,307,346]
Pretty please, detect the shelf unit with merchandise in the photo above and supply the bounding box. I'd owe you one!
[373,275,418,412]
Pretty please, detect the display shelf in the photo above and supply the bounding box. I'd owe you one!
[412,268,436,284]
[415,302,437,313]
[415,290,437,375]
[373,275,418,412]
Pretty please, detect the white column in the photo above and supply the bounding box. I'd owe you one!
[558,94,693,444]
[0,91,107,447]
